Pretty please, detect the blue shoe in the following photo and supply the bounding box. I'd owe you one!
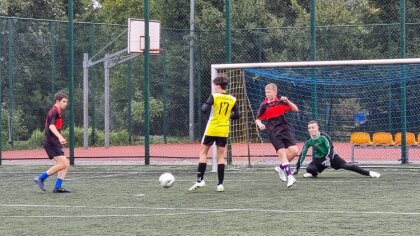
[33,177,46,191]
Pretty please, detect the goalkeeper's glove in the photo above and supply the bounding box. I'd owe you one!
[321,157,331,167]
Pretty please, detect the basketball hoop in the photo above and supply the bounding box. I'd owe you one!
[128,18,161,54]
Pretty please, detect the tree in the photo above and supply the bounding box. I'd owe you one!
[275,0,381,61]
[366,0,420,24]
[0,0,94,20]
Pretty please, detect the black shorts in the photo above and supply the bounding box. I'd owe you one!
[309,154,347,173]
[43,143,64,159]
[201,136,228,147]
[268,132,297,151]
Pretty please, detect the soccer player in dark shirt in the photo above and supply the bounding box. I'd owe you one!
[33,91,71,193]
[294,120,381,178]
[256,83,299,188]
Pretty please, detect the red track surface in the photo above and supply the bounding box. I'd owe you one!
[2,142,420,163]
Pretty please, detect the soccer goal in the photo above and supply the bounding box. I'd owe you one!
[211,58,420,169]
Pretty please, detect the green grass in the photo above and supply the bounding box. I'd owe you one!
[1,165,420,235]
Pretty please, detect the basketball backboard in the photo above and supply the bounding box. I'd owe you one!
[128,18,161,54]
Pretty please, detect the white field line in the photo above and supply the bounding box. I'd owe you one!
[0,211,229,218]
[65,172,139,180]
[0,174,416,184]
[1,204,419,217]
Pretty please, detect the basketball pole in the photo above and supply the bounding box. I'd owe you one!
[83,42,142,150]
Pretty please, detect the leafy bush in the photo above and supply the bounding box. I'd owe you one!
[62,126,84,146]
[1,126,191,151]
[1,107,31,146]
[28,129,44,147]
[61,126,107,147]
[110,129,130,145]
[89,128,105,146]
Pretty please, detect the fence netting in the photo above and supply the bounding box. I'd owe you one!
[1,0,420,165]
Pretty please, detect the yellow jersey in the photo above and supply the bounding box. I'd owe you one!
[204,93,237,137]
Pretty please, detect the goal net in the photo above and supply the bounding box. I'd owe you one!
[211,59,420,168]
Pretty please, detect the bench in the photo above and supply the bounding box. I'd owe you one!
[350,132,419,162]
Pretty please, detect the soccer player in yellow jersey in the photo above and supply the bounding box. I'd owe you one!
[189,75,240,192]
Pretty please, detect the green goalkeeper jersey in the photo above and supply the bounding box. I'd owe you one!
[298,132,335,165]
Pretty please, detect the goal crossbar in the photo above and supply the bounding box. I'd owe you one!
[211,58,420,71]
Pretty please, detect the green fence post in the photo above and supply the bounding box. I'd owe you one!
[400,0,407,164]
[7,18,14,147]
[310,0,318,120]
[50,21,56,94]
[225,0,233,165]
[225,0,231,63]
[258,29,262,62]
[400,64,407,164]
[89,23,97,145]
[67,0,75,165]
[162,30,168,144]
[127,61,133,143]
[189,0,196,141]
[387,24,393,131]
[144,0,151,165]
[0,17,2,165]
[196,37,202,137]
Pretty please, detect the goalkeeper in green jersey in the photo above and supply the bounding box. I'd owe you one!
[294,121,381,178]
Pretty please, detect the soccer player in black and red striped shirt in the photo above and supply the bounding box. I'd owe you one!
[256,83,299,188]
[33,91,71,193]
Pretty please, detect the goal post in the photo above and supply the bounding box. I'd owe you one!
[211,58,420,168]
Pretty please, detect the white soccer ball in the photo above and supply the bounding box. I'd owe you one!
[159,173,175,188]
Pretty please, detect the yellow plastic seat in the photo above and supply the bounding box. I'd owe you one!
[350,132,372,145]
[372,132,395,146]
[395,132,418,145]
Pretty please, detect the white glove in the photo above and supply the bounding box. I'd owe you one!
[322,157,331,167]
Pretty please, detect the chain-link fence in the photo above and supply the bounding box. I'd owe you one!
[1,0,420,165]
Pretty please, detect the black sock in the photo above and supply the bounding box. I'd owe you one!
[342,163,370,176]
[197,163,207,182]
[217,164,225,185]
